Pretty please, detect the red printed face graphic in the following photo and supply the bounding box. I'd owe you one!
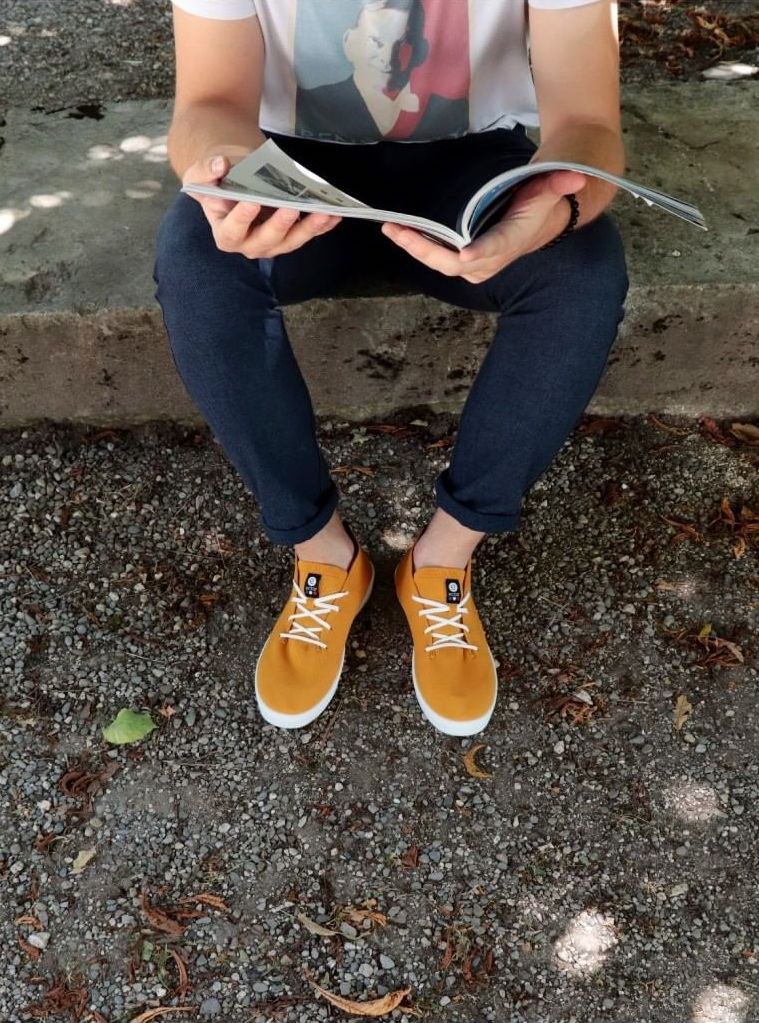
[295,0,471,143]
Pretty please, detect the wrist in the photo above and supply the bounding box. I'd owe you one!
[539,193,580,251]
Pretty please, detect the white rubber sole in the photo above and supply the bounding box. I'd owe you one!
[254,563,375,729]
[411,648,498,737]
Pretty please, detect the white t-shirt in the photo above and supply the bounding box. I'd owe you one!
[172,0,603,144]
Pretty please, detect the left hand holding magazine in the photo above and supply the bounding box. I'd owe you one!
[382,169,587,284]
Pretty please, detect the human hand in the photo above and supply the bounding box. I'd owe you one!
[183,152,342,258]
[381,170,586,284]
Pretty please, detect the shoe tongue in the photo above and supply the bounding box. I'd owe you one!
[297,559,348,599]
[413,565,467,605]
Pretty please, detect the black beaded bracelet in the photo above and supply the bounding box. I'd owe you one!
[540,192,580,250]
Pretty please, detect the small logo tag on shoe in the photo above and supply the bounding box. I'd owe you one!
[445,579,462,604]
[304,573,321,598]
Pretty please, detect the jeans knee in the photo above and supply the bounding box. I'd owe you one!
[153,193,275,319]
[567,212,629,309]
[153,192,221,295]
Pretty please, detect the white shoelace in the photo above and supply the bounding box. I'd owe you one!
[412,592,478,652]
[280,581,349,649]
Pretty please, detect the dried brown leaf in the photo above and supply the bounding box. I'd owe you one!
[332,464,376,477]
[168,948,190,999]
[309,978,411,1017]
[700,417,737,447]
[15,913,43,928]
[577,416,626,436]
[72,847,97,874]
[129,1007,195,1023]
[400,845,419,869]
[718,639,745,664]
[180,892,230,913]
[673,694,692,731]
[26,977,88,1020]
[140,893,186,938]
[662,516,702,543]
[343,907,388,929]
[440,940,455,970]
[648,414,689,437]
[463,744,493,780]
[18,936,41,960]
[601,480,625,506]
[34,831,61,854]
[731,423,759,445]
[297,912,339,938]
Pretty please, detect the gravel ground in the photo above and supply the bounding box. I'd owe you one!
[1,0,757,110]
[1,412,758,1022]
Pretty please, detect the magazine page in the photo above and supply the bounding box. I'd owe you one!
[461,161,708,243]
[181,176,467,249]
[182,139,469,247]
[189,138,371,211]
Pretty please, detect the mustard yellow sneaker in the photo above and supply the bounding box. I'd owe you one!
[255,533,374,729]
[394,547,497,736]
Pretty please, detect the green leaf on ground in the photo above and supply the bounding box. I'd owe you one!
[102,708,156,745]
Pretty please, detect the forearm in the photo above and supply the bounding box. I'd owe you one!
[531,123,625,229]
[167,100,265,181]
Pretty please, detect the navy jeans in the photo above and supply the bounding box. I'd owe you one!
[153,128,629,544]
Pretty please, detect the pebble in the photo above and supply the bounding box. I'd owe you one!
[199,997,222,1017]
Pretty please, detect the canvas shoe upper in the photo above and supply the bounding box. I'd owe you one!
[255,534,374,729]
[395,547,497,736]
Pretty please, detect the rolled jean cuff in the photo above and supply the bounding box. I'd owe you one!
[434,474,521,535]
[260,484,340,545]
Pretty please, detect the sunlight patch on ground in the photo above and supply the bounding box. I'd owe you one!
[702,62,758,81]
[120,134,153,154]
[0,208,30,236]
[553,909,618,976]
[663,779,726,824]
[29,191,72,210]
[382,527,416,551]
[88,143,122,162]
[87,136,167,165]
[693,983,750,1023]
[125,180,163,201]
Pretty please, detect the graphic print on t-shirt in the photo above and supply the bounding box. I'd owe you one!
[293,0,470,143]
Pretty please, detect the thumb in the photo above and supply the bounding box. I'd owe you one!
[208,154,228,179]
[183,154,229,187]
[546,169,587,197]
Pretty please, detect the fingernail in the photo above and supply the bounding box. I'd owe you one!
[211,156,224,174]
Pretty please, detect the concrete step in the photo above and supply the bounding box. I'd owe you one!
[1,83,758,426]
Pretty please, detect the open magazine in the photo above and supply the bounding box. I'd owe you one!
[182,138,707,250]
